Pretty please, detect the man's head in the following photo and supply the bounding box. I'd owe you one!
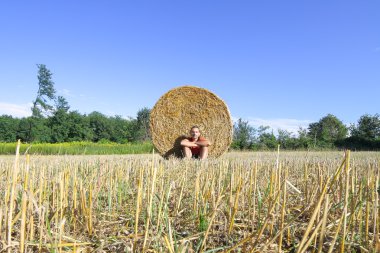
[190,126,201,139]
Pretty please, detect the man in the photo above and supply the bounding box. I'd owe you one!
[180,126,211,159]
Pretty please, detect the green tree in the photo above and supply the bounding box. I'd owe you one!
[232,118,256,150]
[28,117,51,143]
[66,111,93,142]
[55,96,70,112]
[109,115,130,143]
[48,109,69,142]
[16,118,30,142]
[308,114,347,148]
[87,111,112,142]
[27,64,56,142]
[32,64,56,117]
[47,96,71,142]
[277,129,293,149]
[351,114,380,140]
[136,107,151,141]
[0,115,19,142]
[125,118,141,142]
[296,127,311,149]
[257,126,277,150]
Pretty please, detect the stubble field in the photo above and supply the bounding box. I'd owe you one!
[0,149,379,252]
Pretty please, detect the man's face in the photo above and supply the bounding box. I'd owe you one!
[190,127,200,139]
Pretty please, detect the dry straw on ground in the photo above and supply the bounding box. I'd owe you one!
[150,86,233,158]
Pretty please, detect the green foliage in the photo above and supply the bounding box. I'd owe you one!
[231,118,256,150]
[351,114,380,140]
[336,114,380,150]
[30,117,51,143]
[0,115,19,142]
[277,129,294,149]
[256,126,277,150]
[198,213,208,232]
[48,109,70,142]
[108,115,131,143]
[230,114,379,151]
[55,96,70,112]
[136,107,151,141]
[335,136,380,150]
[32,64,56,117]
[0,141,153,155]
[88,111,113,142]
[16,117,30,142]
[125,118,142,142]
[66,111,93,142]
[28,64,58,142]
[232,120,317,151]
[307,114,347,148]
[296,127,312,149]
[1,106,152,145]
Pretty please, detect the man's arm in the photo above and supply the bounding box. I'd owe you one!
[180,139,198,147]
[195,138,211,147]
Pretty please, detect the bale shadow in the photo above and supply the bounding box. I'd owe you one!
[163,135,187,159]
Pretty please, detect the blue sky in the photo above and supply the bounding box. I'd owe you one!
[0,1,379,134]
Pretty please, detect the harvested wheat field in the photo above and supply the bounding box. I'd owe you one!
[0,148,379,252]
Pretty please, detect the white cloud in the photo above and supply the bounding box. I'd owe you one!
[0,102,32,117]
[59,89,73,97]
[232,116,311,135]
[78,93,96,99]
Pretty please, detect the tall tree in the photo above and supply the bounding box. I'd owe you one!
[308,114,347,148]
[32,64,56,117]
[351,114,380,140]
[27,64,56,142]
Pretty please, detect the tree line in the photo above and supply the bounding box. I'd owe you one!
[1,64,379,150]
[0,64,150,144]
[0,109,151,144]
[232,113,380,151]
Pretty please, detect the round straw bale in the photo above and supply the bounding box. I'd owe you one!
[150,86,233,158]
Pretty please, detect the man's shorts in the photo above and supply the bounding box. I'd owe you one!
[192,154,200,159]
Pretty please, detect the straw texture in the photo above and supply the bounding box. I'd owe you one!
[150,86,232,158]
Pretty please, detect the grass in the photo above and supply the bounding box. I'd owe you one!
[0,145,379,252]
[0,141,154,155]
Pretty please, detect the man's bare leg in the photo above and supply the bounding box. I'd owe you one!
[199,146,208,160]
[182,146,192,159]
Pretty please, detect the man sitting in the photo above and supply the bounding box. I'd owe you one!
[180,126,211,159]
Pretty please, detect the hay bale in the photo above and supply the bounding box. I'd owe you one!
[150,86,233,158]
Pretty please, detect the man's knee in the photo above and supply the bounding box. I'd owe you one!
[182,146,192,158]
[200,146,208,159]
[201,146,208,152]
